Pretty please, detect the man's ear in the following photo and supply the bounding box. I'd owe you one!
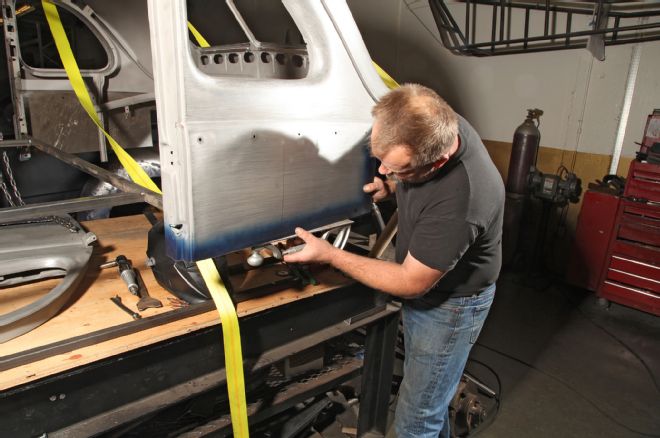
[432,155,449,169]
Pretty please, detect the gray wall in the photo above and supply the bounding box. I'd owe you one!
[347,0,660,158]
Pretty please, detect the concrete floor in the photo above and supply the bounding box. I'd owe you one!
[457,271,660,438]
[322,270,660,438]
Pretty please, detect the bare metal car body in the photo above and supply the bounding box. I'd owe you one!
[0,0,387,341]
[149,0,387,261]
[3,0,387,262]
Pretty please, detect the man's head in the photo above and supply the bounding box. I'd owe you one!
[370,84,458,183]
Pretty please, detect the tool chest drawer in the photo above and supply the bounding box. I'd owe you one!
[624,160,660,201]
[611,240,660,263]
[606,255,660,293]
[601,280,660,314]
[597,164,660,316]
[617,202,660,247]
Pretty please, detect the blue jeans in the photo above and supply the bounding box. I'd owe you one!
[394,284,495,438]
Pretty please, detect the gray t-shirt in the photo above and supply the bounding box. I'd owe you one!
[395,115,504,303]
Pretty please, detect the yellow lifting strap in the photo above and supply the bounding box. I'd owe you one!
[42,0,160,194]
[186,21,401,437]
[372,61,399,89]
[44,5,249,436]
[197,259,250,437]
[187,21,210,48]
[186,21,250,438]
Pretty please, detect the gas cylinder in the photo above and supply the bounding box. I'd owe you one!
[502,108,543,267]
[506,109,543,194]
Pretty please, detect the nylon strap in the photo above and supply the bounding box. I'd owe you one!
[187,21,210,48]
[44,4,249,435]
[45,5,394,433]
[186,23,250,437]
[42,0,160,194]
[197,259,249,437]
[185,22,401,438]
[372,61,399,89]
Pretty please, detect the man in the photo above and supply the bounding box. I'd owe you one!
[284,84,504,437]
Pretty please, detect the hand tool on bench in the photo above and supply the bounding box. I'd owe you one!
[134,269,163,311]
[100,255,139,295]
[110,295,141,320]
[101,255,162,311]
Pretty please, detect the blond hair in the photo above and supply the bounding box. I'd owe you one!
[371,84,458,167]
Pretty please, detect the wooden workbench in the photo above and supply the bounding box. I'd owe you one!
[0,214,353,391]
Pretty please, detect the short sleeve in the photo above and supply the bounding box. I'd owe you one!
[407,213,479,272]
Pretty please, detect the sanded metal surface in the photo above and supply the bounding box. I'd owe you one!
[0,218,96,342]
[148,0,388,261]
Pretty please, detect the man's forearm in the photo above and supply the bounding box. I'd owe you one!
[326,247,423,298]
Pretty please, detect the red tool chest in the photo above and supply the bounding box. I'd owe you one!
[567,190,620,291]
[596,160,660,315]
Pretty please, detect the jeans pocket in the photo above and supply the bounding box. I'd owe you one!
[439,307,461,354]
[469,302,491,344]
[404,304,462,358]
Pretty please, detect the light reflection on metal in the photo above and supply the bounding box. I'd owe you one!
[148,0,388,261]
[77,148,161,220]
[0,216,96,343]
[29,138,163,209]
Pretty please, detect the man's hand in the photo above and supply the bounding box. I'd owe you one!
[363,177,393,202]
[283,228,337,264]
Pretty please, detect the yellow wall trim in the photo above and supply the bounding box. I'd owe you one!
[483,140,634,273]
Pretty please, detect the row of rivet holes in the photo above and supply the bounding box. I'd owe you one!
[201,52,306,68]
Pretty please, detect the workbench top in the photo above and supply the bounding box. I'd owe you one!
[0,214,353,391]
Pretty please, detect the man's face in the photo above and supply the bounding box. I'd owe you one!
[372,144,439,184]
[370,121,454,184]
[369,121,436,183]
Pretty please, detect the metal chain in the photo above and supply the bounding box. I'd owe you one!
[0,173,15,207]
[0,156,14,206]
[50,215,80,233]
[2,151,24,206]
[0,151,79,232]
[0,215,80,233]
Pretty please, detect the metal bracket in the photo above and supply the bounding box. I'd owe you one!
[1,1,29,137]
[0,138,162,220]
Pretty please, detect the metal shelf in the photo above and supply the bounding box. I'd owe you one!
[429,0,660,58]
